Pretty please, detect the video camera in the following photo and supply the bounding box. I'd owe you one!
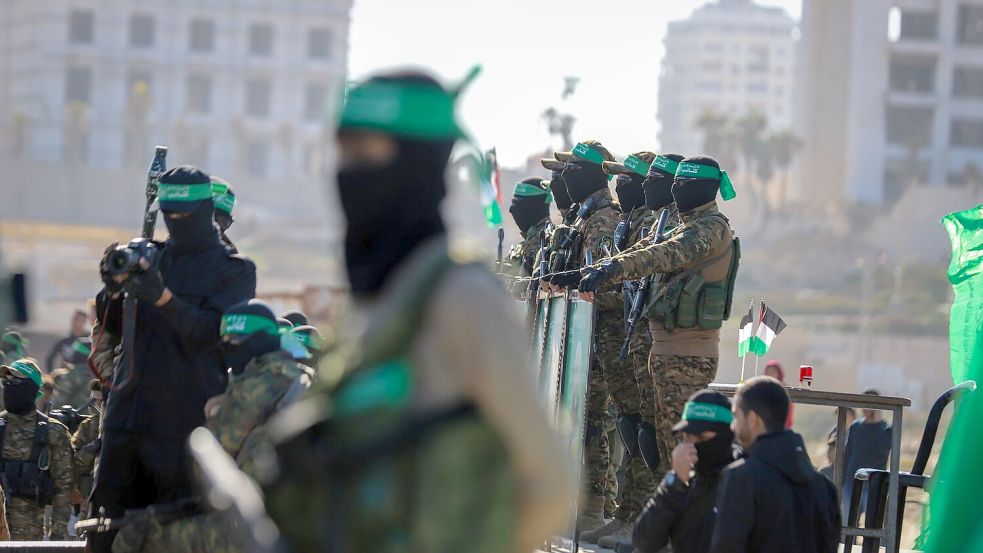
[106,238,160,276]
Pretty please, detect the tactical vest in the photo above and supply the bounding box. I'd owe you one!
[0,412,56,506]
[645,214,741,332]
[269,242,514,553]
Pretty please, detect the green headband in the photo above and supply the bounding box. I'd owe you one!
[1,334,25,347]
[650,155,680,177]
[72,340,92,357]
[674,162,736,201]
[213,192,235,214]
[158,182,213,202]
[7,360,43,393]
[210,182,229,195]
[572,142,607,166]
[220,313,279,337]
[294,331,325,352]
[513,182,552,204]
[623,155,651,177]
[682,401,734,424]
[340,80,462,139]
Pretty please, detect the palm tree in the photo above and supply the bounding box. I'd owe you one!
[767,129,802,209]
[695,110,737,169]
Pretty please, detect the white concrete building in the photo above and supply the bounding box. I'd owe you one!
[795,0,983,205]
[658,0,797,156]
[0,0,350,180]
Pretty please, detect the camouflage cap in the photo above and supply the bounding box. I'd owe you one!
[602,151,657,176]
[554,140,615,165]
[540,158,566,171]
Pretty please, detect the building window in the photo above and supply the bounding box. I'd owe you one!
[304,82,329,121]
[246,139,269,176]
[954,66,983,99]
[951,118,983,148]
[885,105,934,147]
[246,78,272,118]
[65,66,92,104]
[186,73,212,113]
[249,23,274,56]
[307,28,331,60]
[899,11,938,40]
[747,45,769,73]
[68,9,94,44]
[190,19,215,52]
[889,55,936,93]
[129,14,155,48]
[746,81,768,93]
[957,5,983,46]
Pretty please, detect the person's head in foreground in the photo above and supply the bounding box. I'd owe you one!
[672,389,737,475]
[732,376,789,449]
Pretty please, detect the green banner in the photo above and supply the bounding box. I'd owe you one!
[924,205,983,552]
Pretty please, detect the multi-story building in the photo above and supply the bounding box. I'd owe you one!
[0,0,349,180]
[658,0,797,156]
[794,0,983,205]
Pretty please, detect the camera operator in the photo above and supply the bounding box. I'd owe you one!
[88,165,256,552]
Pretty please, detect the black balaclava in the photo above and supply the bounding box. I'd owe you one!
[672,155,721,213]
[643,153,684,211]
[549,171,573,212]
[562,161,608,204]
[163,200,221,254]
[509,178,550,235]
[695,426,737,476]
[281,311,309,327]
[221,300,282,375]
[3,376,39,415]
[615,173,645,212]
[338,135,452,299]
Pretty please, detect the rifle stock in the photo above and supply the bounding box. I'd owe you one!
[619,208,670,361]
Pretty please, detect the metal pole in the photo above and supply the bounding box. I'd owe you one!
[885,407,903,553]
[833,406,848,505]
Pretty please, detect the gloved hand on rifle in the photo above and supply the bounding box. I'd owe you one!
[544,270,583,289]
[579,260,621,293]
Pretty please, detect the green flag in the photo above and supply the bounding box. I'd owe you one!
[924,204,983,552]
[478,149,503,227]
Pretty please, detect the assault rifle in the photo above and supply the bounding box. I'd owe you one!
[75,498,200,535]
[619,208,670,361]
[549,195,601,273]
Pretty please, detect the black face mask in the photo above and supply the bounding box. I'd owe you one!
[549,171,573,211]
[615,174,646,212]
[695,429,736,476]
[3,378,38,415]
[221,331,281,375]
[562,162,608,203]
[163,201,221,254]
[509,197,549,235]
[672,177,720,213]
[642,172,675,211]
[338,138,451,298]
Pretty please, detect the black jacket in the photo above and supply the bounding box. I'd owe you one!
[633,470,723,553]
[97,238,255,439]
[710,430,840,553]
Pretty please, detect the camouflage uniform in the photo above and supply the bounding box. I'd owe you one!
[0,486,9,540]
[602,403,623,517]
[606,201,735,481]
[506,218,549,278]
[88,321,120,383]
[72,406,101,517]
[1,411,74,540]
[113,352,311,553]
[51,362,93,409]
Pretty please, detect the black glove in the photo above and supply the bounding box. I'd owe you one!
[124,266,166,303]
[579,261,619,293]
[545,270,583,289]
[99,242,122,293]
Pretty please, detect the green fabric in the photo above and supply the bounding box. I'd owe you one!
[674,162,736,201]
[71,340,92,357]
[7,359,43,390]
[478,151,503,227]
[513,182,551,202]
[682,400,734,424]
[925,205,983,552]
[294,331,325,352]
[333,358,413,417]
[623,155,651,176]
[651,155,679,176]
[213,191,235,214]
[220,314,279,337]
[158,182,213,202]
[210,182,229,196]
[572,142,606,165]
[340,80,463,139]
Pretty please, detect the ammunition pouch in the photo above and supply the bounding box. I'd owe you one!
[0,412,56,506]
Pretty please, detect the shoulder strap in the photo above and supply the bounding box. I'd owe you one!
[30,412,50,469]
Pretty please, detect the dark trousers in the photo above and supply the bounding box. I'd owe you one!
[87,430,193,552]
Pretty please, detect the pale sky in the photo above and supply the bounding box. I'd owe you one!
[348,0,802,166]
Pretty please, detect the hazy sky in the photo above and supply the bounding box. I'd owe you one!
[348,0,802,166]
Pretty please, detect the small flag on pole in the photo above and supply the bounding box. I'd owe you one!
[750,302,787,356]
[738,304,755,357]
[478,148,503,227]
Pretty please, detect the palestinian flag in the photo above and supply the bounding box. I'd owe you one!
[750,302,786,356]
[478,148,503,227]
[738,303,754,357]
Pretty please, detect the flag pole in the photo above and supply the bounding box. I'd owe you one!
[740,298,753,383]
[754,298,763,376]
